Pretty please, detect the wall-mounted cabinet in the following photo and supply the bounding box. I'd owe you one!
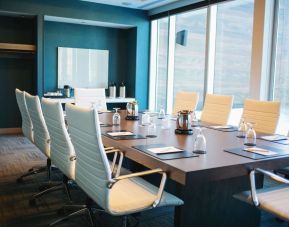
[0,14,36,129]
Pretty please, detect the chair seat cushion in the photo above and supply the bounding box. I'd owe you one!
[234,184,289,222]
[109,175,183,215]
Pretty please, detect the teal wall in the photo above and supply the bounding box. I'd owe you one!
[44,21,136,98]
[0,0,150,128]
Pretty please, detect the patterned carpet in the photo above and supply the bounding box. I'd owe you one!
[0,134,287,227]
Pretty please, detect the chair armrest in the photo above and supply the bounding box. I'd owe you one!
[112,168,164,181]
[256,168,289,184]
[108,168,167,208]
[249,168,289,207]
[105,148,124,178]
[104,147,115,151]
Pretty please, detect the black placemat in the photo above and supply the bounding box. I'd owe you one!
[257,134,289,145]
[100,123,113,127]
[133,144,199,160]
[204,125,238,132]
[224,145,289,160]
[104,131,146,140]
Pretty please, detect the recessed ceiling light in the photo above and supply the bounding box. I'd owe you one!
[122,2,132,6]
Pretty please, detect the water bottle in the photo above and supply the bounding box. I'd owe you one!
[119,82,126,98]
[109,82,116,98]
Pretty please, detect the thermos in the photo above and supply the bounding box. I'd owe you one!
[119,82,126,98]
[63,85,71,98]
[109,82,116,98]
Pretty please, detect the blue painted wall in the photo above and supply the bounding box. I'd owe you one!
[0,0,150,128]
[44,21,136,98]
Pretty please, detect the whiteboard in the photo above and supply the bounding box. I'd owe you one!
[57,47,109,89]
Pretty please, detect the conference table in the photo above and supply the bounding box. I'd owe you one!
[98,111,289,227]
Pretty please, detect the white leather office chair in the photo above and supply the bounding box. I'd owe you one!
[234,168,289,222]
[41,98,76,201]
[241,99,280,134]
[74,88,107,111]
[51,104,183,226]
[172,91,199,115]
[15,89,33,142]
[25,93,61,204]
[201,94,233,125]
[16,89,47,183]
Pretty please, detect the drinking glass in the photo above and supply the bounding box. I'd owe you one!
[244,122,256,146]
[112,108,121,125]
[158,105,166,119]
[90,102,96,109]
[193,127,207,154]
[237,118,247,138]
[141,111,150,126]
[161,115,171,129]
[146,114,157,138]
[191,111,198,126]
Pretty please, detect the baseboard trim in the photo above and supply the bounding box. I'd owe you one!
[0,128,22,135]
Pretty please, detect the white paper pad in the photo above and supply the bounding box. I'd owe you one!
[210,125,232,129]
[261,135,288,141]
[243,147,277,156]
[147,146,183,154]
[107,131,134,137]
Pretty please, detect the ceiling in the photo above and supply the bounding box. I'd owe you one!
[80,0,179,10]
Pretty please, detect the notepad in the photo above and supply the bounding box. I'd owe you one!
[243,147,277,156]
[260,135,288,141]
[147,146,183,154]
[210,125,232,129]
[107,131,134,137]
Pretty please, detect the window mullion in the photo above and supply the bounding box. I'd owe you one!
[268,0,280,101]
[166,15,176,114]
[149,20,158,111]
[204,5,217,102]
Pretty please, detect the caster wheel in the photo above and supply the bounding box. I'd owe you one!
[17,178,23,183]
[57,208,66,216]
[29,199,36,206]
[39,185,50,191]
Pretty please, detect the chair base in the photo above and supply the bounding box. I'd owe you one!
[17,158,53,183]
[29,175,72,206]
[17,165,47,183]
[51,198,140,227]
[50,197,97,227]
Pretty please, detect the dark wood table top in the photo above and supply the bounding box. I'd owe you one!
[100,111,289,185]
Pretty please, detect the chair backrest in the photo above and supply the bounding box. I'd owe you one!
[74,88,107,111]
[15,89,33,142]
[66,103,111,210]
[42,98,76,180]
[173,91,199,115]
[242,99,280,134]
[201,94,233,125]
[25,93,50,158]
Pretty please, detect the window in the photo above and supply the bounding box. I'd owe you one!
[271,0,289,134]
[213,0,254,107]
[150,0,255,114]
[155,18,169,111]
[173,9,207,109]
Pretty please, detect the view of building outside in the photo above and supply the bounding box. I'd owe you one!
[273,0,289,119]
[153,0,255,112]
[214,0,254,107]
[173,9,207,109]
[155,17,169,111]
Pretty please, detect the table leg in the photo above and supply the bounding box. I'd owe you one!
[174,175,263,227]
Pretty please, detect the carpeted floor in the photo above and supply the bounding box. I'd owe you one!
[0,134,287,227]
